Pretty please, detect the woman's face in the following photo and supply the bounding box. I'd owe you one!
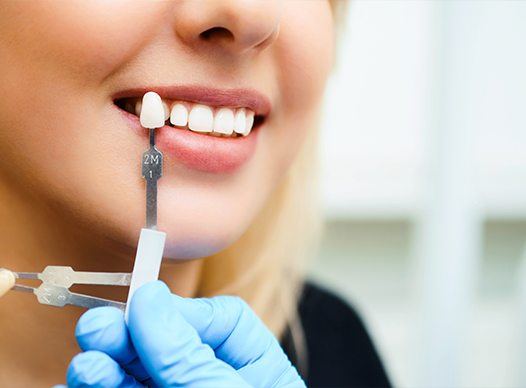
[0,1,334,259]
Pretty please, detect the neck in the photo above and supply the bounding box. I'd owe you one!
[0,177,202,386]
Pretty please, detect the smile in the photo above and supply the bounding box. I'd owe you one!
[113,85,271,173]
[121,99,257,138]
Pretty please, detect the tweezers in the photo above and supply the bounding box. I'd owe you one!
[11,266,130,311]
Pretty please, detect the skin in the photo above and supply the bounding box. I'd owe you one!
[0,0,334,385]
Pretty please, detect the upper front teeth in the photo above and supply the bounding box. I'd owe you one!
[170,103,188,127]
[234,108,247,135]
[188,104,214,133]
[136,98,256,136]
[213,108,234,135]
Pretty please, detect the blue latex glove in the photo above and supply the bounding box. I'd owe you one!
[67,281,305,387]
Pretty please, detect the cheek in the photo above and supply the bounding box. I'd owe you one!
[0,1,172,161]
[278,2,334,110]
[0,1,173,245]
[0,1,168,82]
[270,2,334,169]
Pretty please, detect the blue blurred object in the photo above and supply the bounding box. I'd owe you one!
[67,281,304,387]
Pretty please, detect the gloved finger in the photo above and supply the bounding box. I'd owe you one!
[171,295,304,386]
[128,281,249,387]
[75,307,150,383]
[67,350,142,388]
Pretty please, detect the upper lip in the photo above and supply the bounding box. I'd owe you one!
[113,85,272,116]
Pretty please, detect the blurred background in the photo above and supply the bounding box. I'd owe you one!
[310,1,526,387]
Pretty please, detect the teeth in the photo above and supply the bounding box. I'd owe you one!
[188,104,214,133]
[245,111,255,137]
[129,97,257,136]
[234,108,247,135]
[162,102,170,121]
[213,108,235,135]
[170,103,188,127]
[140,92,165,129]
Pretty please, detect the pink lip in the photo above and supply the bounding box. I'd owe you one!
[114,85,270,174]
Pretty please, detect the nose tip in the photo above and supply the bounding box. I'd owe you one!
[174,0,282,54]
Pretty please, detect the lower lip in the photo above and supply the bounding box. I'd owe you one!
[119,109,259,174]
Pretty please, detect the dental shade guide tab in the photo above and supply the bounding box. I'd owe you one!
[140,91,164,229]
[125,91,166,322]
[140,92,166,129]
[6,266,131,310]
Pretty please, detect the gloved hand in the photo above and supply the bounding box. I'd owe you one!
[66,281,305,387]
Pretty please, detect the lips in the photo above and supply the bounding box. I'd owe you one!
[113,85,271,116]
[113,86,271,174]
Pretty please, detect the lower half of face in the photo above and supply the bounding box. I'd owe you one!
[0,1,334,259]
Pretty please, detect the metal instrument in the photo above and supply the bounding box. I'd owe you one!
[143,128,163,229]
[11,266,130,310]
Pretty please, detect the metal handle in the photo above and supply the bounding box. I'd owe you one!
[16,266,131,288]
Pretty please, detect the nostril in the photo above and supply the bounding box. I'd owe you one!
[200,26,235,42]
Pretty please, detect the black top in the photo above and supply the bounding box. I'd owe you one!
[281,283,391,388]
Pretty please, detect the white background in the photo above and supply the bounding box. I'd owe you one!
[312,1,526,387]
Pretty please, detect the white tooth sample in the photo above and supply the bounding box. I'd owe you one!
[162,101,170,121]
[170,103,188,127]
[213,108,235,135]
[188,104,214,133]
[244,110,255,136]
[0,269,15,298]
[140,92,165,129]
[234,108,247,135]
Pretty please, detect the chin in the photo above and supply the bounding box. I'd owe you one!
[161,229,235,260]
[154,205,244,260]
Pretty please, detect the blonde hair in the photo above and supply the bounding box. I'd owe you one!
[197,0,347,371]
[198,117,321,330]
